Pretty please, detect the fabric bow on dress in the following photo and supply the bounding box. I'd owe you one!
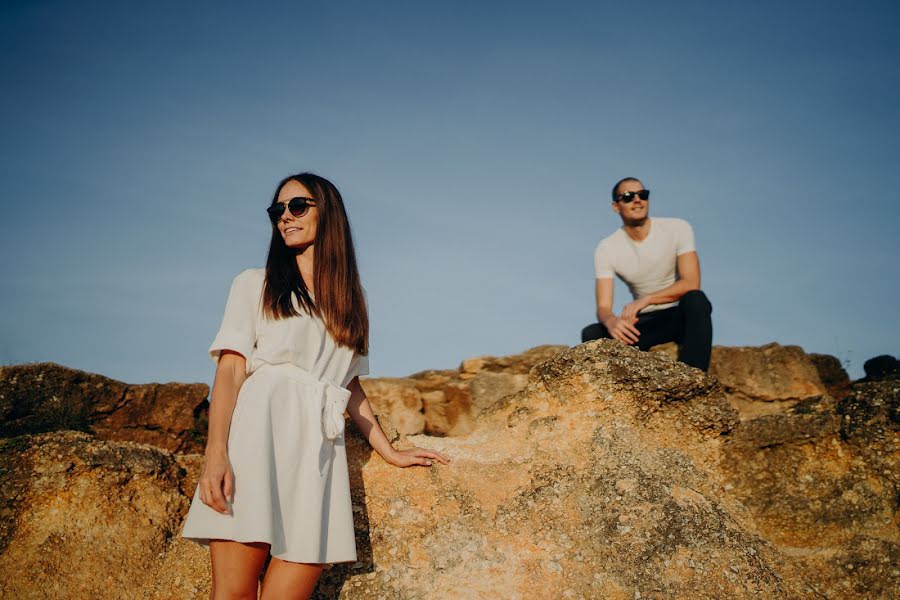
[252,362,352,440]
[320,382,352,440]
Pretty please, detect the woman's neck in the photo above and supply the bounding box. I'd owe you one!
[294,245,315,294]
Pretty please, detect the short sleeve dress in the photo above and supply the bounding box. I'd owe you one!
[180,268,369,564]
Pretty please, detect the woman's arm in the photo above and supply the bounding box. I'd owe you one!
[345,376,450,468]
[200,350,247,513]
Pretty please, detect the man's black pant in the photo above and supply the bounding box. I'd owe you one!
[581,290,713,371]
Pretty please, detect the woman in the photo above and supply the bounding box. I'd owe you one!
[180,172,449,599]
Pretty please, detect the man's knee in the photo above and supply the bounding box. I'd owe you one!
[582,322,610,343]
[680,289,712,315]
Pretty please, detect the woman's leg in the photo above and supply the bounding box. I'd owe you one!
[209,539,270,600]
[259,557,324,600]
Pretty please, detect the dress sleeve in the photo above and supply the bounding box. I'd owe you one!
[342,353,370,387]
[675,219,696,256]
[208,270,259,369]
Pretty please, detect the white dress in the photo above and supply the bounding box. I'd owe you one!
[180,268,369,564]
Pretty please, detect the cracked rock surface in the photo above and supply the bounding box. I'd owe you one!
[0,341,896,599]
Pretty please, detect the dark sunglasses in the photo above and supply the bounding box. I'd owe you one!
[267,197,316,222]
[616,189,650,203]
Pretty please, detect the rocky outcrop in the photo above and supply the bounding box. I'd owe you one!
[0,343,896,599]
[0,431,191,599]
[808,353,853,400]
[721,377,899,598]
[862,355,899,382]
[651,342,850,418]
[0,362,209,453]
[361,345,565,437]
[709,343,830,419]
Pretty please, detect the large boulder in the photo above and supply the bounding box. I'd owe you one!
[0,363,209,453]
[358,378,426,435]
[309,342,812,599]
[709,343,829,419]
[808,352,852,400]
[1,343,896,599]
[0,431,191,599]
[165,341,805,599]
[361,345,567,437]
[862,355,900,382]
[721,379,899,598]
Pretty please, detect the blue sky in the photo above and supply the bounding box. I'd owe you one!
[1,0,898,385]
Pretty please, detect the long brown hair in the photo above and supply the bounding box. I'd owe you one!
[263,172,368,355]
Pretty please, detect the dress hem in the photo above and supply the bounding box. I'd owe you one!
[181,533,358,565]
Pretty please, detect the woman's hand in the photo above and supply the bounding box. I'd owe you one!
[198,450,235,514]
[386,447,452,468]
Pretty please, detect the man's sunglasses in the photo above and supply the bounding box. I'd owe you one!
[616,189,650,203]
[267,197,316,222]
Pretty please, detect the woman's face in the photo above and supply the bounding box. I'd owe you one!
[274,180,319,248]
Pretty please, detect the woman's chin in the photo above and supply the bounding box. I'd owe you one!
[284,239,313,250]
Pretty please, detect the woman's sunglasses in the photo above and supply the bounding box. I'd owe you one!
[616,189,650,203]
[267,197,316,222]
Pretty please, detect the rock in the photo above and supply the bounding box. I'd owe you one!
[808,353,852,400]
[797,535,900,599]
[2,340,896,599]
[837,380,899,494]
[422,384,473,437]
[359,378,425,436]
[0,362,209,453]
[363,345,568,439]
[649,341,679,361]
[721,378,899,596]
[728,410,839,448]
[310,340,807,599]
[373,411,400,445]
[455,345,569,375]
[0,431,190,599]
[468,371,529,416]
[709,343,828,420]
[862,355,900,382]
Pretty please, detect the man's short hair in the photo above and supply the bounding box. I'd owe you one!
[611,177,642,201]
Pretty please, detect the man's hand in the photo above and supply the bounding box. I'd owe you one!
[621,297,651,322]
[603,314,641,345]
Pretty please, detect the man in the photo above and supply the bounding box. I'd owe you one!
[581,177,713,371]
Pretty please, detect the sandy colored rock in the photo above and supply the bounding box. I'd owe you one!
[649,341,679,361]
[455,344,569,375]
[709,343,828,420]
[422,384,473,436]
[710,343,827,402]
[309,341,811,599]
[468,371,530,416]
[0,431,190,599]
[359,378,425,435]
[0,362,208,453]
[721,380,899,597]
[1,343,896,599]
[808,352,852,400]
[364,345,568,438]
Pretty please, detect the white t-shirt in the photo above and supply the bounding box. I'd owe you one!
[593,217,696,313]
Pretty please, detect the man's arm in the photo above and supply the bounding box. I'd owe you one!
[641,251,701,305]
[595,277,615,324]
[595,277,640,344]
[620,251,701,321]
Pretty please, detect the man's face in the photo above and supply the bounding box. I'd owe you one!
[612,179,649,222]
